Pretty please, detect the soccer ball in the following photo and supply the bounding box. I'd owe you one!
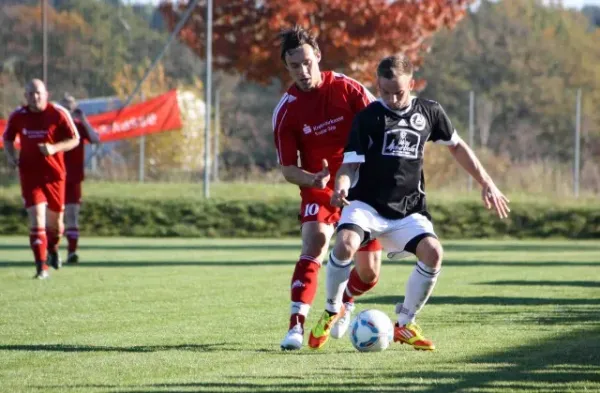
[349,309,394,352]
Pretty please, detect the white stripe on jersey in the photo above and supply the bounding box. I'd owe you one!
[53,103,80,139]
[275,109,289,164]
[333,72,377,103]
[434,130,461,147]
[272,93,289,132]
[343,151,365,164]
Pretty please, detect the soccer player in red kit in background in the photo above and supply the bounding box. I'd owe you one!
[273,26,383,350]
[60,94,100,265]
[3,79,80,279]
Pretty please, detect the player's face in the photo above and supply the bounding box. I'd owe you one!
[284,44,322,92]
[25,82,49,112]
[378,75,414,110]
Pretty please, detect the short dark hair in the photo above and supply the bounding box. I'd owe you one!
[377,53,413,79]
[278,25,319,64]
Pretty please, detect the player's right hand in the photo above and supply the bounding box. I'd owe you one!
[312,159,330,189]
[38,143,56,156]
[331,188,350,207]
[7,156,18,168]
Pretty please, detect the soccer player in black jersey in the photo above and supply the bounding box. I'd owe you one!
[311,53,510,351]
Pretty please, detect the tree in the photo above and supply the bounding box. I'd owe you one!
[160,0,473,88]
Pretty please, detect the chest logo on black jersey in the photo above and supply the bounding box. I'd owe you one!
[382,128,421,159]
[410,113,426,131]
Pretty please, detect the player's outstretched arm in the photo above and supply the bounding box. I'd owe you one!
[446,137,510,219]
[3,141,18,168]
[75,109,101,144]
[331,163,358,207]
[281,159,330,189]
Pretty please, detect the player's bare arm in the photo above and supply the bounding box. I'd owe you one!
[281,159,330,189]
[38,136,80,157]
[75,110,101,144]
[3,141,18,167]
[331,163,358,207]
[446,136,510,219]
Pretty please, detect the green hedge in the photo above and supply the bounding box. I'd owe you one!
[0,196,598,238]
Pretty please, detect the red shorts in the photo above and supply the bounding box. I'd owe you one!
[65,181,82,205]
[20,178,65,212]
[299,189,382,252]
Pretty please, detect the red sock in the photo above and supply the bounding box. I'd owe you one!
[289,256,320,330]
[47,227,62,253]
[66,227,79,254]
[342,268,379,303]
[30,228,48,270]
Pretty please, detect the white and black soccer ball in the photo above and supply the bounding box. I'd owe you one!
[349,309,394,352]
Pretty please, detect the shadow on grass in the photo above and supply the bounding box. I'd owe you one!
[0,343,230,353]
[479,280,600,288]
[0,243,300,251]
[35,327,600,393]
[1,259,598,268]
[384,325,600,393]
[444,242,600,252]
[361,295,600,306]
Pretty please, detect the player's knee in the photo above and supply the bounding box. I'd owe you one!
[357,265,379,283]
[417,238,443,269]
[302,232,329,257]
[334,231,361,261]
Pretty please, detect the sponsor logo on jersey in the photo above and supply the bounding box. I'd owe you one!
[410,113,426,130]
[382,128,421,159]
[22,128,48,139]
[303,116,345,136]
[398,119,408,127]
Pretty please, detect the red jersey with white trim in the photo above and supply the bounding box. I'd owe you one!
[65,120,91,183]
[273,71,375,195]
[2,103,79,183]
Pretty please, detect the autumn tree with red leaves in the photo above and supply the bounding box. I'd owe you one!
[160,0,473,88]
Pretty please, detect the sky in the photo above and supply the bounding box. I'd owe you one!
[130,0,600,9]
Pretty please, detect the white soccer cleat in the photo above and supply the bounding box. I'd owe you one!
[33,270,49,280]
[330,302,355,339]
[280,323,303,351]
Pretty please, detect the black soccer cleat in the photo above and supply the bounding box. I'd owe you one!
[47,251,62,270]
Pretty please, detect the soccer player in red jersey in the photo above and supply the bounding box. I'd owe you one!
[60,94,100,265]
[3,79,80,279]
[273,26,384,350]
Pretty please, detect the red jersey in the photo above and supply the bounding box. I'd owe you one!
[272,71,375,195]
[2,103,79,183]
[65,120,91,183]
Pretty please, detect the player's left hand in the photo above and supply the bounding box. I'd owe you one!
[312,159,330,189]
[331,188,350,207]
[38,143,56,156]
[481,183,510,219]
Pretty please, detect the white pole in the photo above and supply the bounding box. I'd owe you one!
[468,90,475,192]
[213,88,220,182]
[204,0,213,198]
[574,88,582,198]
[42,0,48,85]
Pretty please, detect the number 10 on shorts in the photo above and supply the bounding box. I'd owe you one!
[304,203,320,217]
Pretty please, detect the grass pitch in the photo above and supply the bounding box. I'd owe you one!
[0,237,599,393]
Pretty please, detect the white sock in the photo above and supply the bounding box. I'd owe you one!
[397,260,440,325]
[325,252,352,314]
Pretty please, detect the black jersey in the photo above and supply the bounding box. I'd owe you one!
[343,97,458,219]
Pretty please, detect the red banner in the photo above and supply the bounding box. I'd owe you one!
[0,90,183,147]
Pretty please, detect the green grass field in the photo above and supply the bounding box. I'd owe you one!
[1,181,599,206]
[1,237,599,393]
